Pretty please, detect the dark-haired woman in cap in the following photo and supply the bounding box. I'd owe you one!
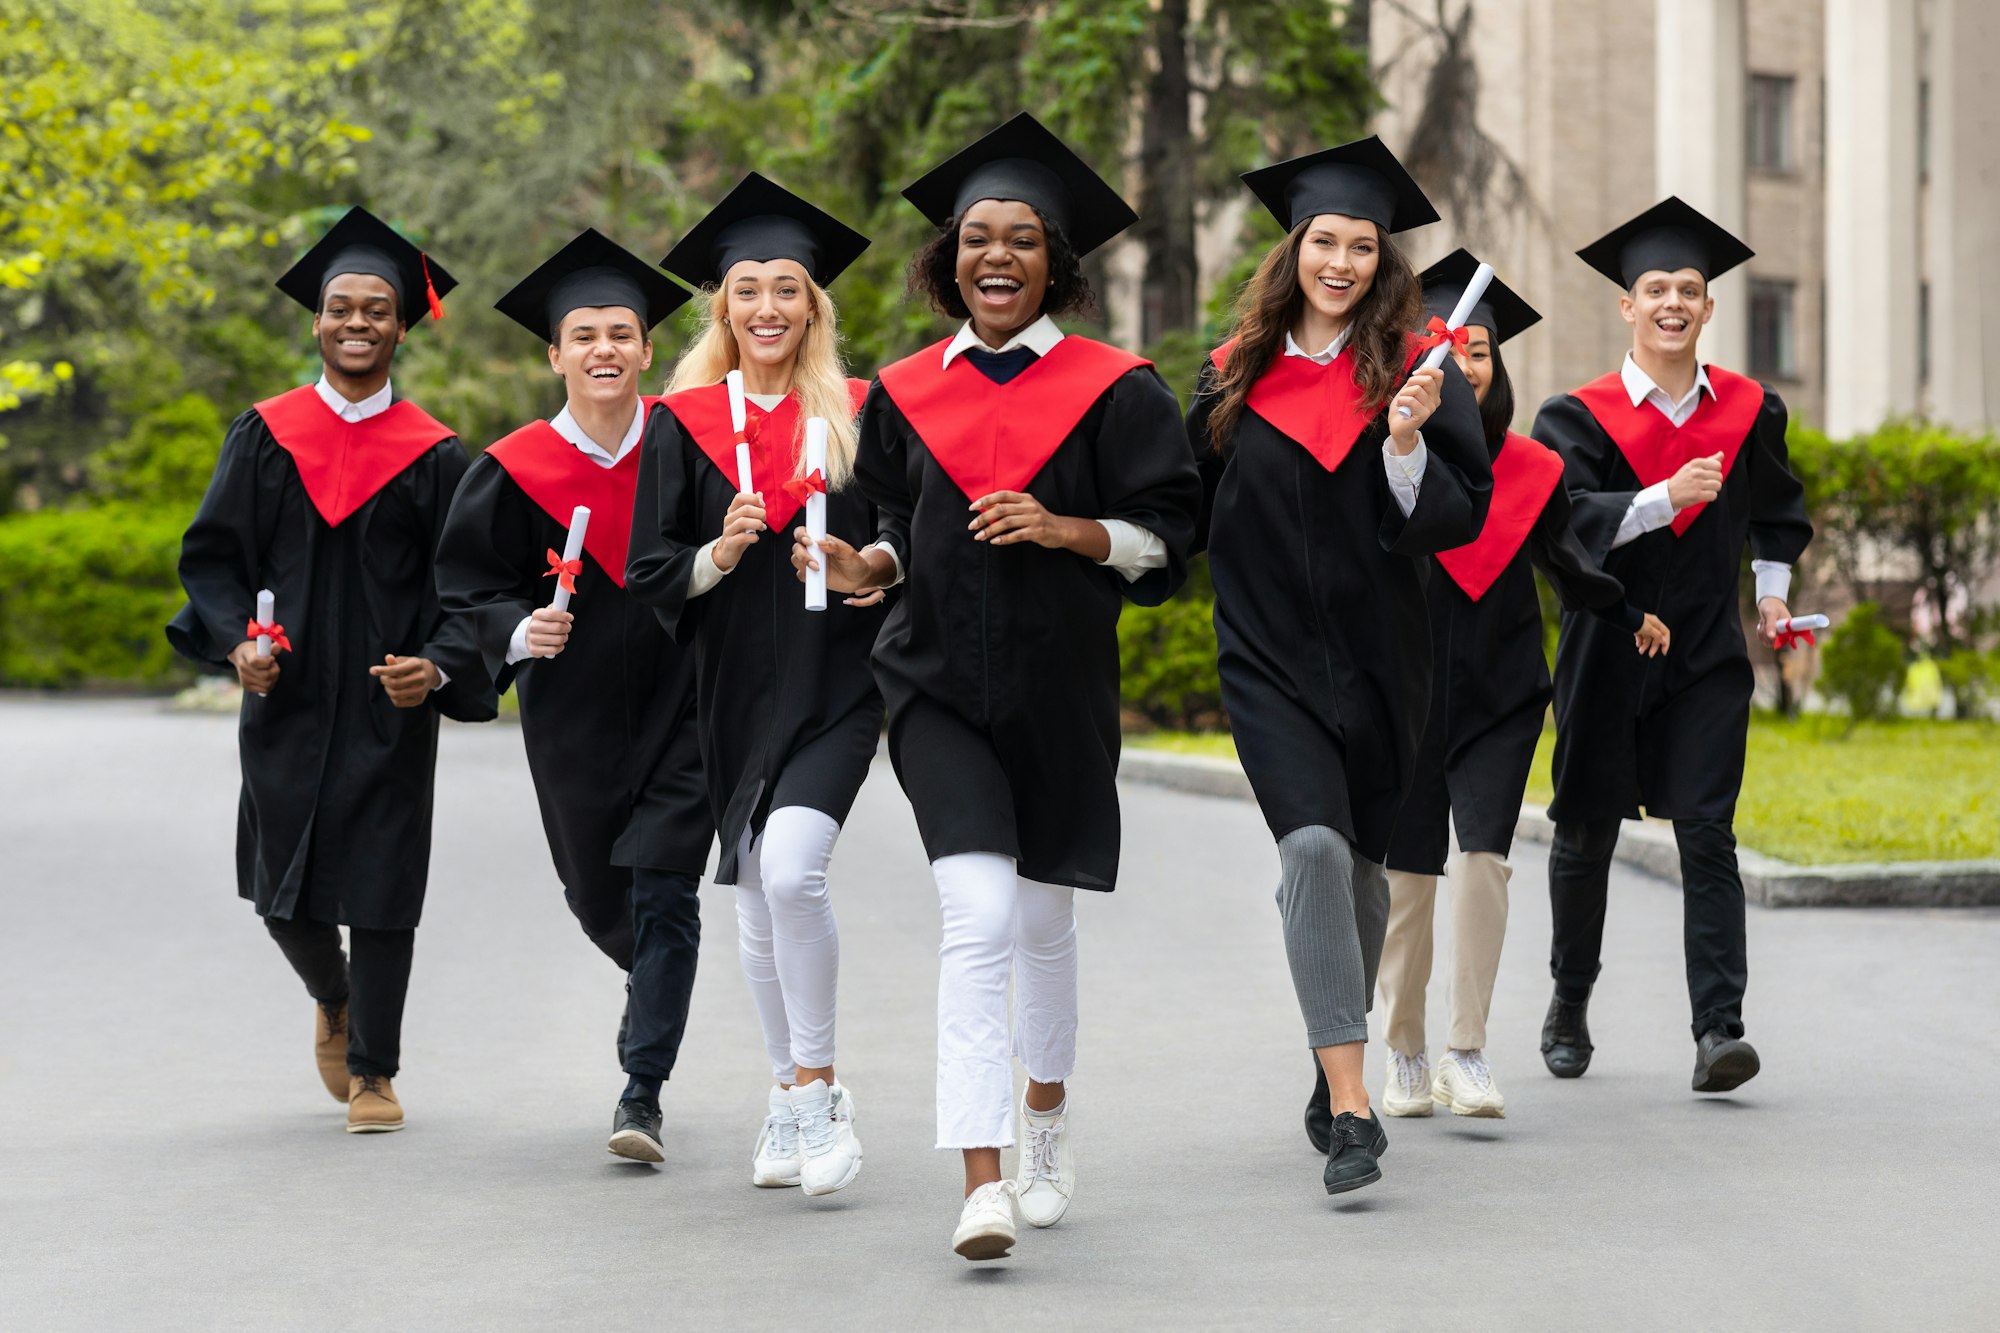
[816,114,1199,1260]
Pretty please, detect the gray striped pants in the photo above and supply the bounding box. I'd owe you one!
[1275,825,1390,1047]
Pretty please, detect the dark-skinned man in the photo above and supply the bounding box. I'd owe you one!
[168,207,494,1133]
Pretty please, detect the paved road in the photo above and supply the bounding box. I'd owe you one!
[2,696,1995,1330]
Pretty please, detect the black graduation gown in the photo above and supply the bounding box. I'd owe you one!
[434,413,713,922]
[1384,432,1637,876]
[625,382,886,886]
[167,385,495,931]
[1533,365,1811,823]
[1188,338,1492,864]
[856,336,1201,891]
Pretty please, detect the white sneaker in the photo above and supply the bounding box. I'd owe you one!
[952,1181,1018,1261]
[1382,1049,1435,1117]
[790,1079,863,1196]
[1014,1097,1073,1228]
[751,1085,803,1187]
[1433,1048,1506,1118]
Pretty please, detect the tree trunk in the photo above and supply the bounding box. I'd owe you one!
[1137,0,1197,343]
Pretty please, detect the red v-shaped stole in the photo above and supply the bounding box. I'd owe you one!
[255,385,454,527]
[877,337,1148,500]
[484,414,654,589]
[667,378,869,532]
[1434,432,1566,601]
[1209,334,1423,472]
[1572,365,1764,535]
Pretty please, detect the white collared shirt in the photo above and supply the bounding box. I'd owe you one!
[941,313,1066,369]
[1608,354,1791,602]
[1282,327,1427,517]
[314,374,393,422]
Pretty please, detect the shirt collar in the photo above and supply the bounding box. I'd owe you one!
[941,314,1065,369]
[549,401,644,467]
[314,374,394,423]
[1620,352,1713,411]
[1283,325,1352,365]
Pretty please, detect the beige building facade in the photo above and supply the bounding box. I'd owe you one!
[1367,0,2000,437]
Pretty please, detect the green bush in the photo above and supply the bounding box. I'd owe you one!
[0,503,191,687]
[1818,602,1907,725]
[1937,648,1999,719]
[1118,559,1222,729]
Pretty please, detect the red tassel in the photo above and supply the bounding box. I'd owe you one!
[421,252,444,321]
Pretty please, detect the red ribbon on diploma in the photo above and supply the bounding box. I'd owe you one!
[544,548,582,594]
[781,469,827,506]
[245,619,292,653]
[1418,316,1470,355]
[1773,626,1816,651]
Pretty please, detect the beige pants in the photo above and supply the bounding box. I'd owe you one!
[1380,834,1511,1054]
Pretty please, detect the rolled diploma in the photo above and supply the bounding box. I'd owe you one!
[1775,614,1830,634]
[255,589,274,658]
[551,506,590,613]
[804,417,828,612]
[727,369,754,494]
[1400,261,1495,417]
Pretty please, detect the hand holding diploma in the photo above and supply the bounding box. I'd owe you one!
[525,607,574,658]
[234,589,286,694]
[1399,260,1493,426]
[791,529,892,607]
[727,369,754,495]
[546,507,590,612]
[1769,611,1828,651]
[712,490,768,574]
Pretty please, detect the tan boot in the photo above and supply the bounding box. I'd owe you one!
[315,1003,350,1102]
[346,1074,404,1133]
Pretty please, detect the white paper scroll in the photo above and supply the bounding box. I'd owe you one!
[727,369,754,494]
[255,589,275,658]
[552,506,590,613]
[1774,614,1830,634]
[804,416,828,612]
[1400,261,1495,418]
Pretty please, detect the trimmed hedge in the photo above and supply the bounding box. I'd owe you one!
[0,503,189,687]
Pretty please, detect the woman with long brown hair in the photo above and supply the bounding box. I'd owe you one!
[1186,138,1491,1197]
[626,174,888,1198]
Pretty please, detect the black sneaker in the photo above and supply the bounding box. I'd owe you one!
[1541,993,1594,1079]
[1323,1111,1385,1195]
[607,1097,664,1163]
[1692,1030,1760,1093]
[1304,1059,1332,1154]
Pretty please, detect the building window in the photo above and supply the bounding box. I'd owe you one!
[1748,74,1795,172]
[1750,280,1798,380]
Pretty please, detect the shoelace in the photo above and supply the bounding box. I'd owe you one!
[1551,1001,1586,1046]
[320,1004,346,1037]
[1391,1050,1429,1094]
[762,1106,801,1158]
[356,1074,385,1098]
[967,1180,1016,1213]
[1329,1113,1371,1150]
[795,1094,837,1158]
[1451,1050,1495,1090]
[1020,1120,1062,1184]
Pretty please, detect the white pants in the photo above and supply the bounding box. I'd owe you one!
[933,852,1078,1150]
[733,806,842,1081]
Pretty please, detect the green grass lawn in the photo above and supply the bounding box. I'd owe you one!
[1129,716,1999,865]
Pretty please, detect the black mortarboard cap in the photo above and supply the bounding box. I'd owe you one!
[494,228,691,342]
[660,173,870,290]
[900,112,1137,258]
[1418,248,1542,345]
[1240,135,1439,234]
[274,206,457,327]
[1575,196,1754,289]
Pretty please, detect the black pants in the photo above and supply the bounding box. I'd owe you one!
[622,868,702,1082]
[1548,817,1747,1040]
[264,916,415,1078]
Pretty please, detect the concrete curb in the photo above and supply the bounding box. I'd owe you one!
[1117,747,2000,909]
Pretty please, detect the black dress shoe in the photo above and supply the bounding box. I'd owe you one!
[1304,1059,1333,1154]
[1692,1030,1760,1093]
[1323,1111,1385,1195]
[1541,993,1594,1078]
[607,1097,664,1163]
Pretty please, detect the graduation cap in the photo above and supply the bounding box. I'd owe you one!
[1241,135,1439,235]
[274,206,457,327]
[494,228,691,342]
[901,112,1137,258]
[1419,248,1542,344]
[660,173,870,290]
[1576,196,1754,290]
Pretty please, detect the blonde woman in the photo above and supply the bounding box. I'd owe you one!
[626,173,891,1198]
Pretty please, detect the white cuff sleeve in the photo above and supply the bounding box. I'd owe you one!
[504,615,535,665]
[1613,480,1677,548]
[1751,560,1792,604]
[862,539,905,588]
[1381,435,1428,517]
[1095,519,1168,583]
[687,540,729,598]
[432,667,450,690]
